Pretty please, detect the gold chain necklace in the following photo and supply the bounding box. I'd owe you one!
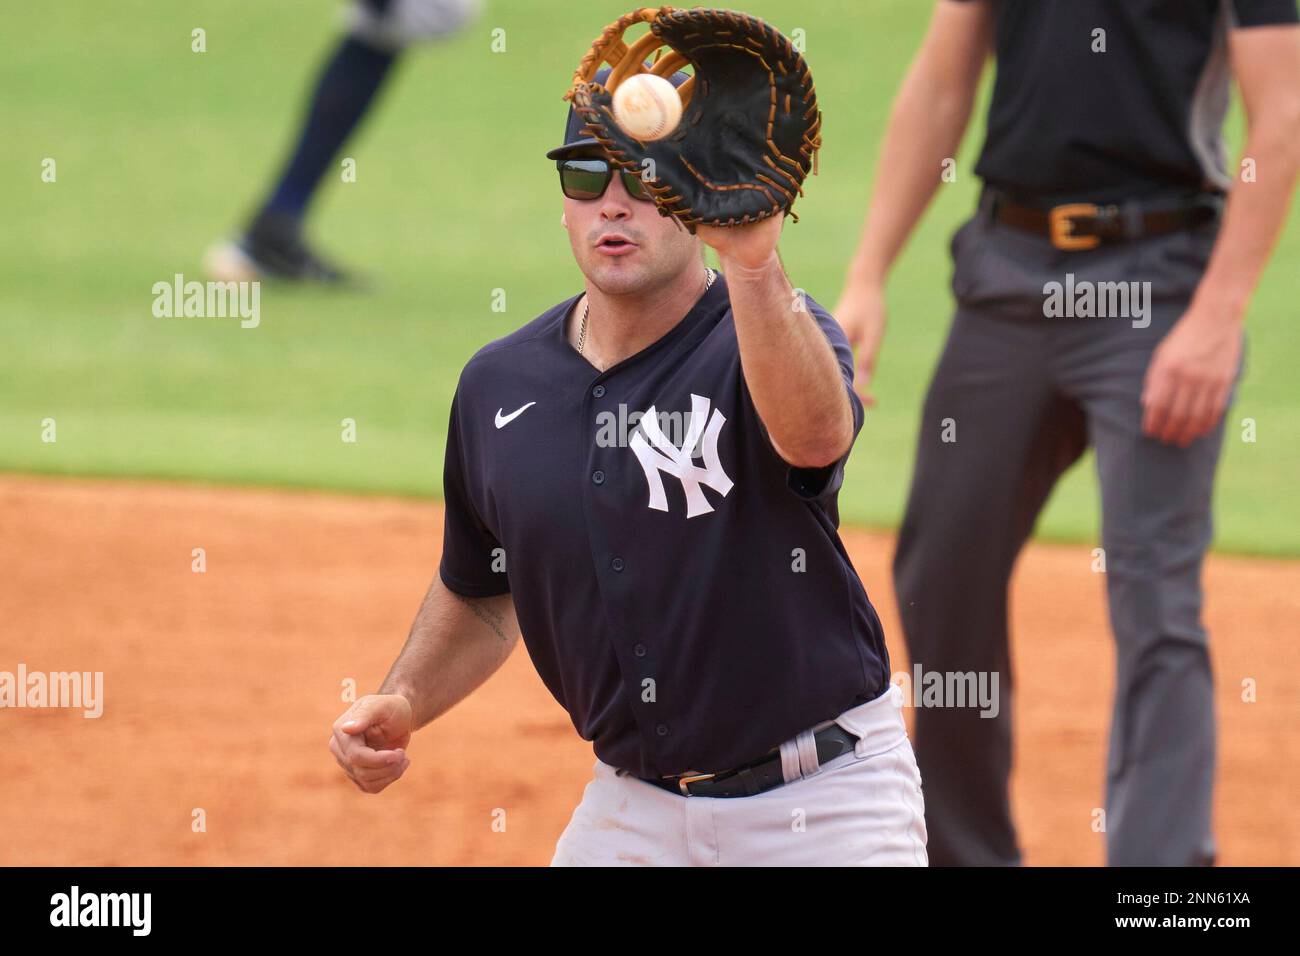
[577,268,715,356]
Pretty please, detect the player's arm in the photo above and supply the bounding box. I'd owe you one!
[1142,22,1300,447]
[834,0,994,402]
[379,576,520,730]
[699,219,854,469]
[328,577,519,794]
[704,1,993,461]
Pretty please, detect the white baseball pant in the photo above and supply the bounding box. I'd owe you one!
[551,684,928,866]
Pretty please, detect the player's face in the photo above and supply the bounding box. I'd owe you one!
[561,153,699,296]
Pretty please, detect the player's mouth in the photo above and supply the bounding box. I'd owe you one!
[595,233,638,256]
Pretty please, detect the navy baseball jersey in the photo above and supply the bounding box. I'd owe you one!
[439,274,891,778]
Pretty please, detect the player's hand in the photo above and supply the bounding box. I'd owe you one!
[832,282,888,407]
[696,214,784,272]
[329,693,413,794]
[1140,306,1242,448]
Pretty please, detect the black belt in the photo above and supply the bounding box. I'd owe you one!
[641,724,860,798]
[987,189,1222,250]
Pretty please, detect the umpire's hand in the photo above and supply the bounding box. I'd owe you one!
[329,694,413,794]
[833,282,888,407]
[1141,307,1243,448]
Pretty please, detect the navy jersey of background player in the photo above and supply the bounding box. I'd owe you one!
[439,276,892,779]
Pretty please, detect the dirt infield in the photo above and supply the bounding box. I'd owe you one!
[2,475,1296,866]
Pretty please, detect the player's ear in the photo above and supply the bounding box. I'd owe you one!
[560,213,568,228]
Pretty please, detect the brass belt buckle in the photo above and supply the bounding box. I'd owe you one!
[1049,202,1101,251]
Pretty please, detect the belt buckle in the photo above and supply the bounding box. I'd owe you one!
[1049,202,1101,251]
[675,772,716,796]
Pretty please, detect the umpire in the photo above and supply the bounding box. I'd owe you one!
[835,0,1300,865]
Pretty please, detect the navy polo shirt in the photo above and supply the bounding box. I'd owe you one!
[439,274,891,779]
[951,0,1300,202]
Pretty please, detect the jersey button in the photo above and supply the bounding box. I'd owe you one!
[611,556,625,572]
[592,470,605,485]
[655,723,669,737]
[592,384,606,398]
[633,643,647,658]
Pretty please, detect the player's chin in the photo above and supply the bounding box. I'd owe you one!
[588,256,652,292]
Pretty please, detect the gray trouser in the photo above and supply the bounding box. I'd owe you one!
[895,195,1236,866]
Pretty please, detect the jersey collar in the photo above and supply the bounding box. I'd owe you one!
[554,271,729,378]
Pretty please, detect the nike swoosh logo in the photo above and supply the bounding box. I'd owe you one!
[495,402,537,429]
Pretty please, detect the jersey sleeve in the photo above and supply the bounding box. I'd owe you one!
[439,389,511,597]
[1230,0,1299,27]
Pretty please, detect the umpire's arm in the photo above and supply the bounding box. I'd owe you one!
[1142,21,1300,447]
[840,0,991,293]
[834,0,993,402]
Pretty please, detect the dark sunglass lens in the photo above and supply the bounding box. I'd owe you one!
[621,170,651,200]
[560,159,609,200]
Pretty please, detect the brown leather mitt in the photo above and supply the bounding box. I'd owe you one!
[565,6,823,233]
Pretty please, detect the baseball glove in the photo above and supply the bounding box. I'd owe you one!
[565,6,823,233]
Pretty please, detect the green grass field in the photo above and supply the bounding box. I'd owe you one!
[3,0,1298,555]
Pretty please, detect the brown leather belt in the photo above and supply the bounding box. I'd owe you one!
[642,723,860,798]
[987,190,1223,250]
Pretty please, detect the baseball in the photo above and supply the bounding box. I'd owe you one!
[611,73,683,142]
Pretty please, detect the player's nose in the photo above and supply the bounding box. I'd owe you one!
[599,198,632,221]
[599,178,636,218]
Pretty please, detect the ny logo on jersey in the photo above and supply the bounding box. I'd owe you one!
[628,393,733,518]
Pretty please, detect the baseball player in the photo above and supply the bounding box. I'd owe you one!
[329,68,928,866]
[205,0,481,284]
[834,0,1300,865]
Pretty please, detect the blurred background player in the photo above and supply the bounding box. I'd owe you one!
[204,0,482,284]
[835,0,1300,865]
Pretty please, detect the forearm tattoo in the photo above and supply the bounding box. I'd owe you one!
[455,593,510,643]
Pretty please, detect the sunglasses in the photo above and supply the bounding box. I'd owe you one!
[558,157,653,202]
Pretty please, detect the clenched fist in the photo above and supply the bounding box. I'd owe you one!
[329,693,413,794]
